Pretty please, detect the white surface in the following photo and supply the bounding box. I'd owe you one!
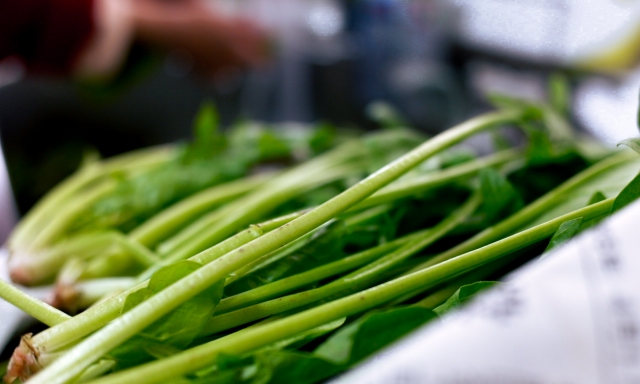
[454,0,640,65]
[337,199,640,383]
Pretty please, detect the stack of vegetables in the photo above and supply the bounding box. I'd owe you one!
[2,82,640,384]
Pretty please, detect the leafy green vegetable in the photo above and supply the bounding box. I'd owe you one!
[542,217,583,254]
[618,138,640,155]
[434,281,499,316]
[587,191,607,205]
[110,261,224,365]
[315,306,437,365]
[548,73,570,116]
[479,168,523,221]
[611,171,640,214]
[7,97,635,384]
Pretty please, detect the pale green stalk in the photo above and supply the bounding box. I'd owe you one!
[86,198,613,384]
[0,279,69,326]
[215,238,411,314]
[28,111,518,384]
[8,232,119,285]
[129,174,271,246]
[28,181,118,251]
[157,143,367,256]
[202,193,480,334]
[408,150,637,273]
[8,145,174,251]
[351,148,522,210]
[28,213,304,353]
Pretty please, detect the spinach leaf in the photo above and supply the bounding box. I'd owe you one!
[611,171,640,214]
[587,191,607,205]
[548,73,570,116]
[110,261,224,365]
[314,306,437,365]
[526,156,640,227]
[225,207,401,296]
[434,281,499,316]
[543,217,583,254]
[618,138,640,156]
[479,168,523,221]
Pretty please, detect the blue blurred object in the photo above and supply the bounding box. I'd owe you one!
[347,0,464,131]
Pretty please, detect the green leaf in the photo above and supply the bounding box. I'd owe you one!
[618,138,640,156]
[185,320,346,384]
[587,191,607,205]
[526,156,640,227]
[548,73,570,116]
[226,208,399,296]
[612,171,640,214]
[365,101,408,129]
[434,281,499,316]
[479,168,523,220]
[309,123,338,155]
[252,351,341,384]
[543,217,583,254]
[111,261,225,364]
[193,101,222,155]
[314,306,437,365]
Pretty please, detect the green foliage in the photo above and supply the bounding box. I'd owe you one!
[365,101,409,129]
[314,307,437,365]
[180,307,436,384]
[434,281,500,316]
[587,191,607,205]
[618,138,640,156]
[111,261,224,365]
[543,217,583,254]
[225,208,400,296]
[479,168,523,221]
[548,73,571,116]
[611,171,640,214]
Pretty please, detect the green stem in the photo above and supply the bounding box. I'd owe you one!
[8,232,118,286]
[202,193,480,334]
[67,278,136,310]
[157,143,367,256]
[29,213,303,352]
[216,233,417,314]
[28,181,118,251]
[112,235,160,267]
[0,279,70,326]
[28,111,519,384]
[351,148,523,211]
[9,145,174,251]
[86,198,613,384]
[408,150,637,273]
[128,174,270,247]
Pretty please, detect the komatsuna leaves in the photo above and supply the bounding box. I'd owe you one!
[587,191,606,205]
[192,101,224,159]
[111,260,224,364]
[618,138,640,156]
[314,306,437,366]
[181,320,346,384]
[434,281,500,316]
[479,168,523,221]
[612,171,640,214]
[548,72,570,117]
[525,156,640,228]
[543,217,583,254]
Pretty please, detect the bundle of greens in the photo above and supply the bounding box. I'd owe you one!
[3,82,640,384]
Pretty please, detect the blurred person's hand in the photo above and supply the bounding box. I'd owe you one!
[0,0,269,80]
[130,0,269,76]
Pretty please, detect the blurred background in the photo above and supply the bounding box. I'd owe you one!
[0,0,639,242]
